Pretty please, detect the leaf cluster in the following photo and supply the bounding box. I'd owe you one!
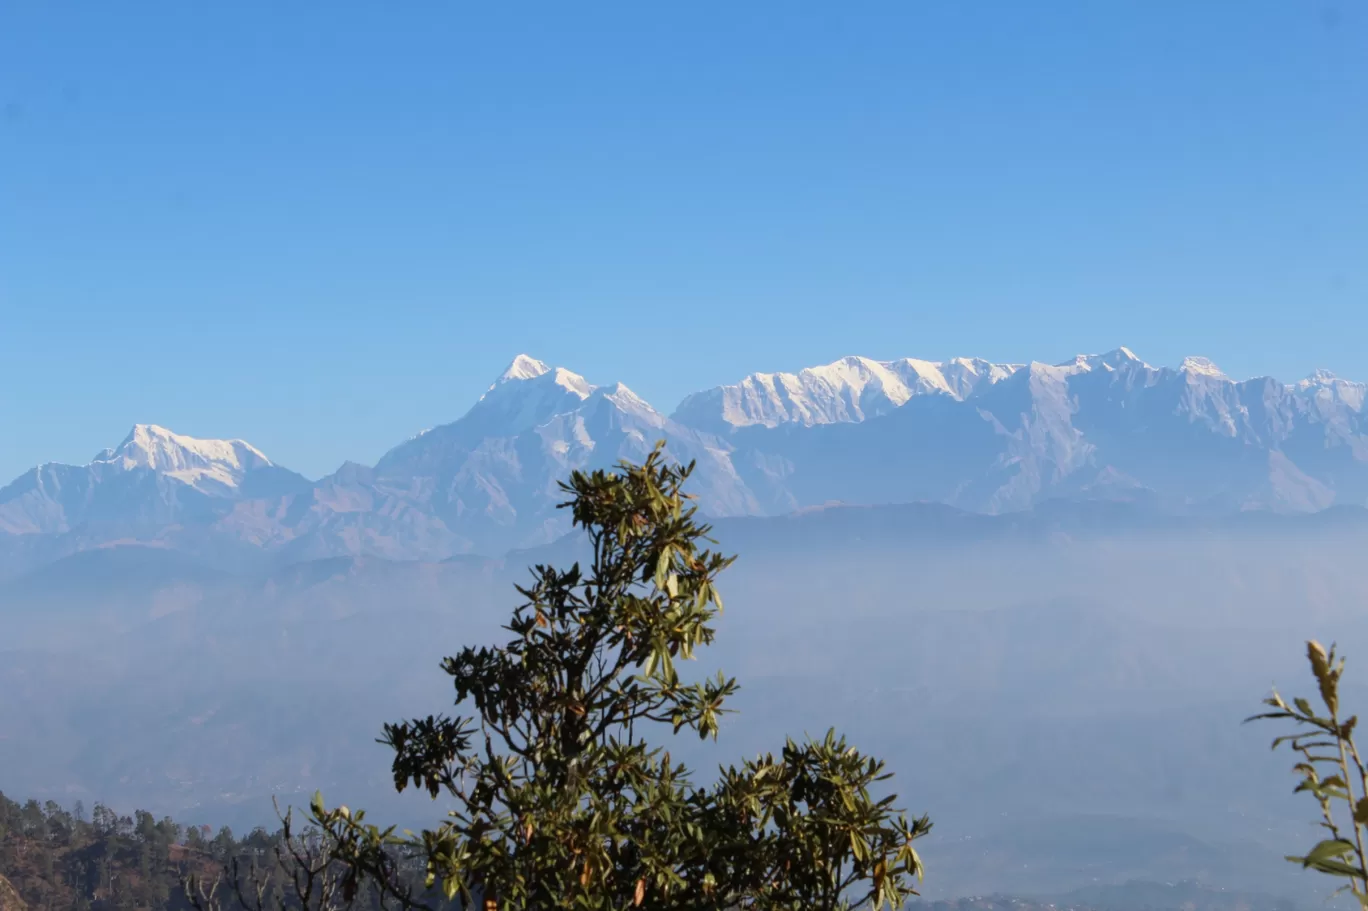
[310,444,930,910]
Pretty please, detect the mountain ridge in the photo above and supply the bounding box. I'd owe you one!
[3,348,1367,575]
[0,423,311,538]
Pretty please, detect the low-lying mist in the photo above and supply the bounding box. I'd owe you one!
[4,503,1368,902]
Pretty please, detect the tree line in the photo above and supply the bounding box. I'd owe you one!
[0,793,454,911]
[0,792,260,911]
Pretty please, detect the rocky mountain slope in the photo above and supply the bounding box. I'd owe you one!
[2,348,1366,574]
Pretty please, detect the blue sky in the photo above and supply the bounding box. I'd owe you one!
[1,2,1364,481]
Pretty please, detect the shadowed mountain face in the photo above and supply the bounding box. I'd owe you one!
[4,503,1368,900]
[2,349,1367,576]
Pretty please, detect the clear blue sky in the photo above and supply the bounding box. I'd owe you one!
[1,2,1364,481]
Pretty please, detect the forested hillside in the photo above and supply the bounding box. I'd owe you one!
[0,793,451,911]
[0,787,1306,911]
[1,791,231,911]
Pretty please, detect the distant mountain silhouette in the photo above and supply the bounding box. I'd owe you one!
[3,348,1367,576]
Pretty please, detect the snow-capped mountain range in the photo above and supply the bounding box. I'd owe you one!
[671,353,1021,432]
[3,347,1366,574]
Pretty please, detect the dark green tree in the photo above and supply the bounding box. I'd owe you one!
[312,444,931,910]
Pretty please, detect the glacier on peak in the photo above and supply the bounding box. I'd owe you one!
[103,424,274,474]
[0,423,306,538]
[1064,347,1150,374]
[374,357,669,479]
[80,423,280,494]
[595,382,658,419]
[358,356,754,555]
[670,347,1334,433]
[939,356,1022,395]
[483,355,593,402]
[499,353,551,383]
[1293,369,1366,412]
[670,352,1029,432]
[1179,356,1228,380]
[419,353,602,443]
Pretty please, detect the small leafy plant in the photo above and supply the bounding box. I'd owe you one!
[1249,640,1368,906]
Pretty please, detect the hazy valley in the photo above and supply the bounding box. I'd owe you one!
[7,501,1368,900]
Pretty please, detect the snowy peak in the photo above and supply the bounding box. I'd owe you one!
[499,354,551,383]
[939,357,1024,398]
[377,358,666,476]
[595,381,656,415]
[550,367,594,399]
[96,424,277,494]
[1061,347,1151,374]
[442,356,601,439]
[483,355,593,402]
[802,356,923,400]
[883,357,957,398]
[671,353,1024,431]
[1179,356,1228,380]
[0,424,303,538]
[106,424,272,472]
[1294,369,1367,412]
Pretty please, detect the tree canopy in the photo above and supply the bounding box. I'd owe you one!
[312,444,931,910]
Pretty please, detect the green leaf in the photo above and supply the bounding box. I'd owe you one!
[1308,857,1368,879]
[1302,839,1357,869]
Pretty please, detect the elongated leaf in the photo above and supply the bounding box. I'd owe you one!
[1307,857,1368,879]
[1302,839,1357,869]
